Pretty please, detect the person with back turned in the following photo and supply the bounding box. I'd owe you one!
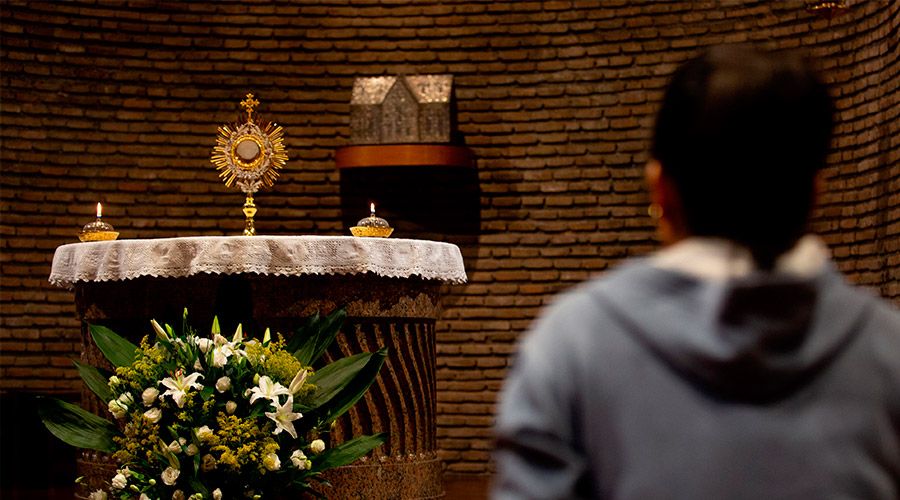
[492,45,900,500]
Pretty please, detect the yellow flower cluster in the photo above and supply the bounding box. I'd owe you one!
[112,411,160,464]
[245,338,302,385]
[207,413,279,475]
[115,336,166,393]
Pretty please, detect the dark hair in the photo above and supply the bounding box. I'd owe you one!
[651,45,834,268]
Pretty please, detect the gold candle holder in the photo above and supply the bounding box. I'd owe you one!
[350,203,393,238]
[78,203,119,242]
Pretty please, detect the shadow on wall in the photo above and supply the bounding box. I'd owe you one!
[0,393,78,498]
[339,166,482,242]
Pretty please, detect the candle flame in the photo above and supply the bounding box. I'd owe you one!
[370,202,375,215]
[96,202,102,218]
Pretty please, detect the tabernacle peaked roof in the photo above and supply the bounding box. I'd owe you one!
[351,75,452,105]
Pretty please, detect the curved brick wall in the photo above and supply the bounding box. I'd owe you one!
[1,0,897,476]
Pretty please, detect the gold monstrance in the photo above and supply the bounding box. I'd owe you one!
[210,93,287,236]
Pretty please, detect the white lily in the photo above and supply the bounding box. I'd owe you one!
[288,368,309,396]
[262,328,271,344]
[150,319,170,341]
[249,376,290,406]
[231,323,243,343]
[160,371,204,408]
[264,395,302,439]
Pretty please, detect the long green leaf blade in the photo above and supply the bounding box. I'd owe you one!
[73,360,113,402]
[37,397,119,452]
[286,312,320,355]
[90,324,138,367]
[305,352,373,409]
[310,347,387,424]
[311,433,388,472]
[308,307,347,365]
[291,308,347,366]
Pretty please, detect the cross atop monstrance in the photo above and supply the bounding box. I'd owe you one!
[211,93,287,235]
[240,92,259,121]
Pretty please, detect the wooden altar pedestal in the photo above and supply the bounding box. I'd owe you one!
[74,274,442,499]
[51,236,466,499]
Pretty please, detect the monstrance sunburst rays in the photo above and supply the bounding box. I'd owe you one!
[210,93,288,235]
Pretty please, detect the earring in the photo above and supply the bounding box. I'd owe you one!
[648,203,664,220]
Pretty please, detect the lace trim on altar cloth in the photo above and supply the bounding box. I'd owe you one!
[49,236,468,288]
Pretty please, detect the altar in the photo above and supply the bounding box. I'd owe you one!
[50,235,467,499]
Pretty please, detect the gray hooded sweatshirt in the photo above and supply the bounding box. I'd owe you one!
[493,254,900,499]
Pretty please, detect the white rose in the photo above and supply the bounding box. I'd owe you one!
[215,376,231,393]
[201,454,217,472]
[185,443,199,456]
[225,401,237,414]
[117,392,134,406]
[140,494,150,500]
[309,439,326,454]
[213,345,234,367]
[161,466,180,486]
[143,407,162,424]
[111,472,127,490]
[263,452,281,471]
[108,399,127,419]
[108,376,120,386]
[88,489,108,500]
[167,438,186,454]
[196,425,213,442]
[290,449,308,469]
[196,338,213,353]
[212,489,223,500]
[141,387,159,406]
[193,358,203,372]
[172,490,185,500]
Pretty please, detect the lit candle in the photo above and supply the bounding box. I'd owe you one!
[370,202,376,217]
[96,202,102,218]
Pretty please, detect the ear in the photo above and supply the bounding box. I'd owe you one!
[645,159,678,213]
[645,159,686,245]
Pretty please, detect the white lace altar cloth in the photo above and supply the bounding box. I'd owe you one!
[49,236,467,289]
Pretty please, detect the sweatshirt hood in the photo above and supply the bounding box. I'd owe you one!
[596,261,871,402]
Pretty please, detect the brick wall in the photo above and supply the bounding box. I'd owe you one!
[1,0,897,477]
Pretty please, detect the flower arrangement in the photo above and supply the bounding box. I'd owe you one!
[40,308,387,499]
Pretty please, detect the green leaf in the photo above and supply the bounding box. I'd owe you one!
[311,433,388,472]
[290,308,347,366]
[37,397,119,452]
[89,324,138,367]
[187,476,209,498]
[305,352,372,409]
[307,347,387,424]
[73,360,113,402]
[286,312,319,354]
